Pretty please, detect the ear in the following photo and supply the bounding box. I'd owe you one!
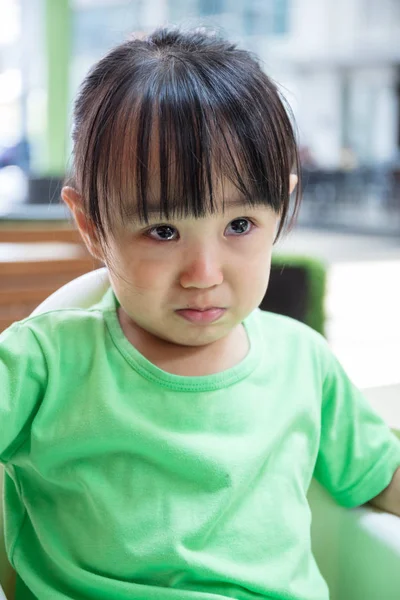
[61,186,104,261]
[289,174,298,195]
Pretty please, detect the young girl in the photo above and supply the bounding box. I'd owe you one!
[1,28,400,600]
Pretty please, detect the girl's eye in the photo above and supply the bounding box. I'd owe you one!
[148,225,179,241]
[225,218,253,236]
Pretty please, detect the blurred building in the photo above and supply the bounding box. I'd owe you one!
[259,0,400,169]
[70,0,400,170]
[1,0,400,176]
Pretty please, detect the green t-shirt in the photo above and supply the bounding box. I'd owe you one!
[1,289,400,600]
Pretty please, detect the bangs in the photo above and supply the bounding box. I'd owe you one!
[72,31,300,241]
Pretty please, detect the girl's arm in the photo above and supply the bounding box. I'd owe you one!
[314,340,400,510]
[369,466,400,517]
[0,321,47,464]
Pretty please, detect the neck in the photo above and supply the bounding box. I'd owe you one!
[117,308,249,376]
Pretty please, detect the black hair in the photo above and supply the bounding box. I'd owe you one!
[69,27,300,242]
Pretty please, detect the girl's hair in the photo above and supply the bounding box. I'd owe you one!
[69,27,300,242]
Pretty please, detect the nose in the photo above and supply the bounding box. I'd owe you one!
[179,247,224,289]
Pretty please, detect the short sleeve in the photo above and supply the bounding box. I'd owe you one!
[314,349,400,508]
[0,322,47,463]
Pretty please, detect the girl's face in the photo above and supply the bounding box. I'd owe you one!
[63,176,296,351]
[108,204,277,349]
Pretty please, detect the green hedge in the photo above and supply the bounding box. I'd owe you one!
[271,254,327,337]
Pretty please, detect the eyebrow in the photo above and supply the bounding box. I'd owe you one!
[124,197,257,221]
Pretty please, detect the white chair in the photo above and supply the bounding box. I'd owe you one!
[1,268,400,599]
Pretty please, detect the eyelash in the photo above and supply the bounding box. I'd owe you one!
[146,218,256,242]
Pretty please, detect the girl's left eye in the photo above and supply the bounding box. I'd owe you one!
[225,218,253,236]
[147,225,179,241]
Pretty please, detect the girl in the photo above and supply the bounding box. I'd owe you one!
[1,27,400,600]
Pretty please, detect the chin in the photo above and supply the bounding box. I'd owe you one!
[154,325,220,347]
[179,328,231,348]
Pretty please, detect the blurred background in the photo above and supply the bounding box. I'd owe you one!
[0,0,399,422]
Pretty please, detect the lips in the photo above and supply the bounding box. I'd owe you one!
[175,307,226,324]
[185,306,218,312]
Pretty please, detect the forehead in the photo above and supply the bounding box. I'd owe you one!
[123,177,263,223]
[93,105,287,231]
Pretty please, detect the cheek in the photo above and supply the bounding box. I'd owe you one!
[233,244,272,297]
[113,250,174,294]
[237,236,273,272]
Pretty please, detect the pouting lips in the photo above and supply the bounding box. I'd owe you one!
[175,308,226,323]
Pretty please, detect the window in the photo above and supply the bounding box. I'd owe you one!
[244,0,290,37]
[362,0,400,28]
[198,0,224,16]
[273,0,289,35]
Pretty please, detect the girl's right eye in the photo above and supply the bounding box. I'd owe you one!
[147,225,179,241]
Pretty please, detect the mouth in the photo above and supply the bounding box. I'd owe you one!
[175,307,226,324]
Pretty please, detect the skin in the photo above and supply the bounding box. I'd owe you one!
[369,466,400,517]
[63,175,297,376]
[62,173,400,515]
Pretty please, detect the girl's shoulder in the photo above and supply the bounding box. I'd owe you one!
[250,307,331,367]
[252,307,325,344]
[1,288,114,349]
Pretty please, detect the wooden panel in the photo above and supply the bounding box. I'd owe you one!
[0,257,97,277]
[0,260,103,333]
[0,227,83,244]
[0,287,59,306]
[1,270,92,291]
